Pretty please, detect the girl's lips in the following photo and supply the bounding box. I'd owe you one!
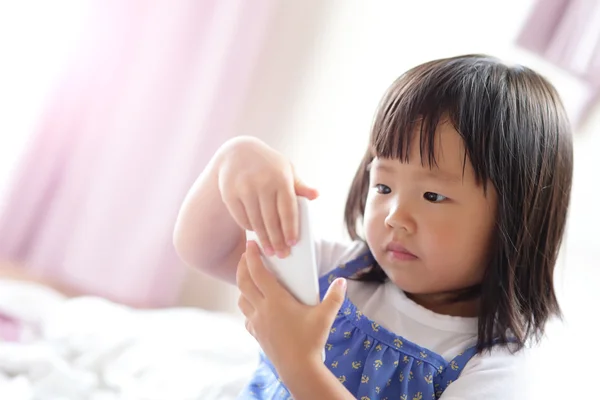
[385,242,418,261]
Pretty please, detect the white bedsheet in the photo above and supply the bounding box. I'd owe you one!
[0,280,258,400]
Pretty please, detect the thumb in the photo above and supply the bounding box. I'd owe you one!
[294,177,319,200]
[291,165,319,200]
[319,278,347,327]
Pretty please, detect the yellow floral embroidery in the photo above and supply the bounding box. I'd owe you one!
[424,373,433,384]
[325,343,333,351]
[416,360,423,366]
[373,359,383,369]
[386,378,392,387]
[330,327,336,334]
[331,361,338,368]
[371,322,380,332]
[400,395,407,400]
[447,379,454,386]
[361,374,369,384]
[375,386,381,394]
[338,375,346,383]
[413,392,423,400]
[356,310,363,320]
[344,331,352,338]
[394,338,403,348]
[352,361,362,369]
[328,274,335,284]
[363,339,372,349]
[409,371,414,381]
[360,397,370,400]
[420,351,428,358]
[399,372,404,382]
[393,360,399,367]
[437,365,444,374]
[343,348,350,356]
[403,355,410,364]
[344,307,351,316]
[375,344,383,352]
[450,361,459,371]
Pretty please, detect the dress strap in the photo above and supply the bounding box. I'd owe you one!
[432,345,478,397]
[433,337,515,398]
[319,250,376,287]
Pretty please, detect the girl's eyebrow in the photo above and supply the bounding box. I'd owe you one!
[368,163,405,179]
[368,162,393,173]
[419,169,462,183]
[371,162,462,183]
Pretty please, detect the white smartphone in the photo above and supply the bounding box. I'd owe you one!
[245,197,320,306]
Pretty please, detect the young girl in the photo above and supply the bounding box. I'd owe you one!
[174,54,573,399]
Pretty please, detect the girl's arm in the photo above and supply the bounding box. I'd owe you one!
[173,138,246,284]
[173,136,318,284]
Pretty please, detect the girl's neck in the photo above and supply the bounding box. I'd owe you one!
[405,291,480,318]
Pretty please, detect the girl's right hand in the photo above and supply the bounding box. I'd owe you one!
[217,137,319,258]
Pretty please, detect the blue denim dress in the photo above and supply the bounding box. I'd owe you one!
[238,251,479,399]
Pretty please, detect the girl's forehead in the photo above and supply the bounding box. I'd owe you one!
[371,156,465,184]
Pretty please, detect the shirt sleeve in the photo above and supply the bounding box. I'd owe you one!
[439,345,531,400]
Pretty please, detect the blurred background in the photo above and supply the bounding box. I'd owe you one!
[0,0,598,395]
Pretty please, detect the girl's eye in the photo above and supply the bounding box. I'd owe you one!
[423,192,447,203]
[375,184,391,194]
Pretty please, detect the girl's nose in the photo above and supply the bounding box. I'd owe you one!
[384,201,416,234]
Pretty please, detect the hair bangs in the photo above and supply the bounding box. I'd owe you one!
[369,55,509,187]
[370,94,446,170]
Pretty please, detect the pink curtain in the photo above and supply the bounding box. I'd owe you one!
[517,0,600,126]
[0,0,274,307]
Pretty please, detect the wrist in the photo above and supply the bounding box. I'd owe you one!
[278,358,355,400]
[278,357,328,390]
[278,349,320,375]
[215,136,259,172]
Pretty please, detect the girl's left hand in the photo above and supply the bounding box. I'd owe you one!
[236,240,347,377]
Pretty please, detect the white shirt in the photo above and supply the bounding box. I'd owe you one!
[315,239,532,399]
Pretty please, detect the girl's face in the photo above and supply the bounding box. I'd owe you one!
[364,122,497,302]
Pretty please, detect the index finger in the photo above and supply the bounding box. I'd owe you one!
[236,251,264,302]
[276,189,299,247]
[246,240,290,299]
